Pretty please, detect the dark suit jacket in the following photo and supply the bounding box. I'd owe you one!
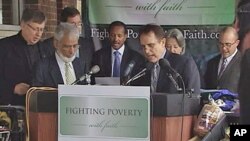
[91,43,146,85]
[41,36,94,72]
[32,54,87,87]
[0,32,50,106]
[138,51,201,94]
[204,51,242,93]
[158,52,200,94]
[239,49,250,124]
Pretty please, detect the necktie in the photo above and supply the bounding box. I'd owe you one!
[113,51,121,77]
[151,63,159,93]
[65,63,75,85]
[218,58,227,78]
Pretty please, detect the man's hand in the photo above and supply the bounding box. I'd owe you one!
[14,83,30,95]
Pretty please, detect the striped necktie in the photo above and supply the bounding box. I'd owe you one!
[218,58,227,78]
[65,63,75,85]
[151,63,159,92]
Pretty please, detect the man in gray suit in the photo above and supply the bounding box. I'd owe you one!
[204,26,242,93]
[32,23,87,87]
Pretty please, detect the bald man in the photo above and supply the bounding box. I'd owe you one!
[204,26,242,93]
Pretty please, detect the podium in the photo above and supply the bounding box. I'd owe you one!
[27,89,58,141]
[28,89,200,141]
[151,93,200,141]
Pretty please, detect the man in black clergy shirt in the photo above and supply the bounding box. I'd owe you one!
[0,8,49,106]
[138,24,201,94]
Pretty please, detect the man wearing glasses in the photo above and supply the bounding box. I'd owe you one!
[0,8,49,106]
[204,26,242,93]
[32,23,87,87]
[41,6,94,74]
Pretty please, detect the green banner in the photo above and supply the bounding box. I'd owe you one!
[88,0,235,25]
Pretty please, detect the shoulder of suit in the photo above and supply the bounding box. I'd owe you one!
[168,53,189,61]
[207,54,221,62]
[0,33,20,45]
[41,37,53,44]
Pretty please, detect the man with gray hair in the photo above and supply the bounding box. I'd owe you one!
[32,23,88,87]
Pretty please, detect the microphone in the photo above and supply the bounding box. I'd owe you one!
[71,65,100,85]
[122,60,136,85]
[159,58,180,77]
[124,60,136,77]
[88,65,100,75]
[159,58,186,92]
[124,62,153,85]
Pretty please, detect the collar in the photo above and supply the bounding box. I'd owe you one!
[221,49,238,63]
[17,31,29,45]
[161,49,167,59]
[112,44,125,55]
[55,52,73,68]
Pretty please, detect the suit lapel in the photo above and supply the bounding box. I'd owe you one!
[49,55,64,85]
[72,58,84,79]
[120,46,131,76]
[219,51,241,80]
[106,48,112,76]
[214,55,221,81]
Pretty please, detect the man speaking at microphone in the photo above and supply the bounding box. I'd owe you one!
[138,24,200,94]
[32,23,89,87]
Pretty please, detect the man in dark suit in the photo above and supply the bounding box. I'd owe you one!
[239,48,250,124]
[0,8,48,106]
[138,24,200,94]
[32,23,88,87]
[41,6,94,72]
[204,26,242,93]
[92,21,146,85]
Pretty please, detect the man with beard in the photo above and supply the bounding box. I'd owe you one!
[0,8,48,106]
[91,21,146,85]
[41,6,94,71]
[32,23,87,87]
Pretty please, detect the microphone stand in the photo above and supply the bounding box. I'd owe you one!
[167,73,182,92]
[166,69,186,141]
[125,71,146,85]
[86,74,91,85]
[177,74,185,141]
[121,76,130,86]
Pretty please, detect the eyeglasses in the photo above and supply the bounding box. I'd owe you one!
[27,23,44,33]
[69,22,83,27]
[218,40,237,48]
[62,44,80,49]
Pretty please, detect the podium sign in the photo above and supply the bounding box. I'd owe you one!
[58,85,150,141]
